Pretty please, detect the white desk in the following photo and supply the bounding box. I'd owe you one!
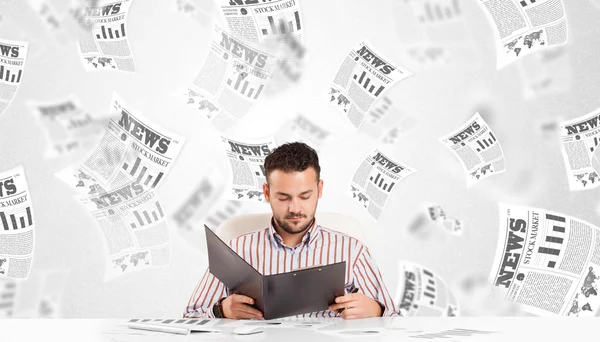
[0,317,596,341]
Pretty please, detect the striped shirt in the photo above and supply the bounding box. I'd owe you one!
[184,218,401,318]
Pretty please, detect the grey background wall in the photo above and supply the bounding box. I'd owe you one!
[0,0,599,317]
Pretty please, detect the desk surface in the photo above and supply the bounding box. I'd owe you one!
[0,317,596,342]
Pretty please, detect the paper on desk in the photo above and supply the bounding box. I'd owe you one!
[220,318,337,330]
[313,317,390,338]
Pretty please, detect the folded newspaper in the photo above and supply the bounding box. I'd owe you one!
[348,149,416,220]
[329,41,412,129]
[185,25,277,132]
[0,38,28,116]
[0,165,35,279]
[477,0,568,69]
[222,135,276,202]
[78,0,136,72]
[439,112,506,187]
[27,95,111,159]
[394,261,459,317]
[490,203,600,316]
[217,0,304,45]
[558,108,600,191]
[55,94,186,280]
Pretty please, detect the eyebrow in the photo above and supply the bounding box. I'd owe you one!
[275,190,313,196]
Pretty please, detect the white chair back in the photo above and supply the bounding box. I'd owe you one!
[215,212,366,243]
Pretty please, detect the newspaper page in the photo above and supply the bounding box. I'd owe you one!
[57,93,185,195]
[171,168,224,233]
[395,0,480,72]
[0,38,28,116]
[185,25,277,132]
[217,0,304,45]
[490,203,600,316]
[328,41,412,129]
[78,0,136,72]
[425,203,463,236]
[558,108,600,191]
[276,114,332,153]
[0,165,35,279]
[518,46,572,100]
[348,149,416,220]
[394,261,458,316]
[359,96,418,148]
[265,35,306,96]
[27,0,68,42]
[392,0,482,72]
[222,135,276,202]
[77,184,170,281]
[439,112,506,187]
[67,0,97,34]
[27,95,110,159]
[0,278,16,317]
[477,0,568,69]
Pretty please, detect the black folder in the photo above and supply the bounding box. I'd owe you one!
[204,225,345,320]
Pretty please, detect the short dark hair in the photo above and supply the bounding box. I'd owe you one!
[264,142,320,183]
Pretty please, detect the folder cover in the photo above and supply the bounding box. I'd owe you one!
[205,225,345,319]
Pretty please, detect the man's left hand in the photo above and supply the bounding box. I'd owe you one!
[328,292,383,319]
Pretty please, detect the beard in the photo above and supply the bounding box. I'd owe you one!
[273,214,315,235]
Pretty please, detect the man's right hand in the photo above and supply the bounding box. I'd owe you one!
[222,294,264,320]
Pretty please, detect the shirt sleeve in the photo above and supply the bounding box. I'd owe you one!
[183,268,228,318]
[351,245,402,317]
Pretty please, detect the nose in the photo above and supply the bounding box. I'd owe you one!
[288,197,301,215]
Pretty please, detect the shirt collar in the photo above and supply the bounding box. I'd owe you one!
[268,216,321,249]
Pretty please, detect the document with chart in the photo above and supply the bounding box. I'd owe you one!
[78,0,136,72]
[185,25,277,132]
[558,108,600,191]
[328,40,412,129]
[27,94,111,159]
[348,149,416,220]
[0,165,35,279]
[221,135,276,203]
[439,112,506,187]
[490,204,600,317]
[57,93,185,195]
[476,0,568,69]
[216,0,304,45]
[0,38,28,116]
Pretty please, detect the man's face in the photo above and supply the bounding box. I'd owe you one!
[262,167,323,235]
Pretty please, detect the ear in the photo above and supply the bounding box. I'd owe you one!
[262,182,270,203]
[317,179,323,199]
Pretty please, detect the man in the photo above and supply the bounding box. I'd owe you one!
[184,142,401,319]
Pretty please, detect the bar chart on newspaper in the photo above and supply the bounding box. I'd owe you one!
[412,0,462,24]
[259,11,301,36]
[95,23,127,40]
[353,71,385,97]
[226,70,265,100]
[121,145,165,189]
[0,206,32,230]
[128,201,165,229]
[474,132,497,152]
[0,65,22,84]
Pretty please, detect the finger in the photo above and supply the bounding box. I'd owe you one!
[341,308,361,320]
[232,294,255,305]
[342,314,361,320]
[335,293,361,304]
[237,305,264,319]
[235,310,262,320]
[329,301,357,312]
